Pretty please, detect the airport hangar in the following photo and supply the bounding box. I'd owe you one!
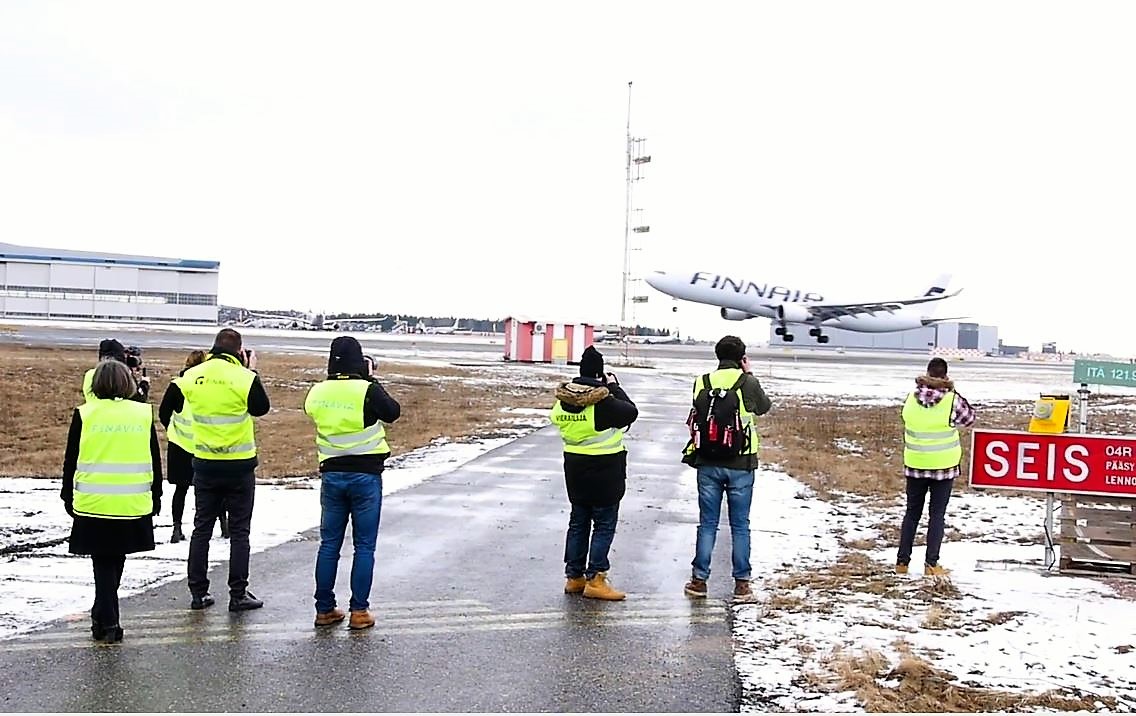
[0,243,219,325]
[767,320,999,353]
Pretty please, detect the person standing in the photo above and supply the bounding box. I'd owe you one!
[303,337,401,630]
[160,328,270,611]
[82,339,147,403]
[896,357,976,576]
[550,345,638,601]
[60,360,163,643]
[158,349,228,543]
[681,335,772,602]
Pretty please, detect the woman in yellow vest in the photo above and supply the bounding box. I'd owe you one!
[158,349,228,543]
[60,359,163,644]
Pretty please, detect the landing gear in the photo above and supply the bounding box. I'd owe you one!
[775,325,795,342]
[808,326,830,344]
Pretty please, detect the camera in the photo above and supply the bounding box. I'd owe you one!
[125,346,146,375]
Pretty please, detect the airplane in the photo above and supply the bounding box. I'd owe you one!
[643,270,964,344]
[416,318,473,335]
[240,310,388,332]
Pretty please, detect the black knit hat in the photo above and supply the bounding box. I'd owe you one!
[98,339,126,362]
[328,335,366,376]
[579,345,604,378]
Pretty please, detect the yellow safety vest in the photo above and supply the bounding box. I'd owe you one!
[82,368,96,404]
[687,368,759,456]
[902,391,961,469]
[549,402,626,455]
[166,374,196,452]
[179,354,258,461]
[304,378,389,463]
[74,399,154,519]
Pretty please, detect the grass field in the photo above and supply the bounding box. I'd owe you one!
[0,345,554,478]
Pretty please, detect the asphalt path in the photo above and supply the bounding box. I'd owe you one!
[0,371,744,713]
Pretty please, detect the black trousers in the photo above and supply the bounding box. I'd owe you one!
[91,555,126,628]
[897,477,954,566]
[187,470,255,598]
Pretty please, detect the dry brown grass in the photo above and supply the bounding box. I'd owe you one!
[760,396,1136,502]
[815,645,1116,713]
[0,345,553,478]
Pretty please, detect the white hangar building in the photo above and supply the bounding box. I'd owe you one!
[0,243,220,325]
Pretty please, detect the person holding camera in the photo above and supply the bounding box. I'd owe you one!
[549,345,638,601]
[158,328,270,612]
[83,339,148,404]
[61,359,163,643]
[303,337,401,630]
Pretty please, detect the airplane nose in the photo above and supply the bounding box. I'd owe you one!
[644,271,666,289]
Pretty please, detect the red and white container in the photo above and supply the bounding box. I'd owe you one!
[503,317,595,364]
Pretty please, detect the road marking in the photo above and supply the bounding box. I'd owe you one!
[6,606,727,650]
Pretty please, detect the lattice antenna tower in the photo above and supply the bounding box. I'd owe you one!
[621,81,652,332]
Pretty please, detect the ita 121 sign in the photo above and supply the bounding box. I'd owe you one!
[969,429,1136,498]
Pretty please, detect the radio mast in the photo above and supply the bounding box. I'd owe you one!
[620,81,651,332]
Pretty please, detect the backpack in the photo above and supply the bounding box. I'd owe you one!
[686,373,749,458]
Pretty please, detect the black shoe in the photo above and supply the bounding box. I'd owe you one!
[229,591,263,612]
[171,524,185,543]
[99,625,124,644]
[190,593,215,610]
[218,514,230,539]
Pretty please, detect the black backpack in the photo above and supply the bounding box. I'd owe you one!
[686,373,749,458]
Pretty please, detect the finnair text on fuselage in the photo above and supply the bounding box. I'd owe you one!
[689,272,824,304]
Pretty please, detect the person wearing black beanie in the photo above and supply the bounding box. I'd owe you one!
[303,335,401,630]
[549,344,639,601]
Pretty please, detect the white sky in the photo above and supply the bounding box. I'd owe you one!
[2,1,1134,354]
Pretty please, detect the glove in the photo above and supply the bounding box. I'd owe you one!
[151,497,161,517]
[64,501,75,518]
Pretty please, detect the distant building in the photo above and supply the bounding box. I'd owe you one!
[0,242,219,325]
[997,340,1030,356]
[1042,341,1058,354]
[766,321,999,353]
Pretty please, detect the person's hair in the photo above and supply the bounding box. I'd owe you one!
[184,350,207,370]
[714,335,746,363]
[91,359,137,400]
[212,328,243,355]
[927,357,949,378]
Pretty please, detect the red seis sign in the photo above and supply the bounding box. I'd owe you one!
[969,429,1136,498]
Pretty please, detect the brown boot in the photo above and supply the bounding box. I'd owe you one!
[314,608,345,627]
[349,609,375,630]
[684,578,708,598]
[564,577,587,594]
[583,572,626,601]
[733,579,757,603]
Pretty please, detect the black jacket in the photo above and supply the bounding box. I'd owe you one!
[682,359,773,471]
[312,374,402,475]
[158,351,271,476]
[554,377,639,507]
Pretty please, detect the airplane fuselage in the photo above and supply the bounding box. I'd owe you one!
[646,271,931,333]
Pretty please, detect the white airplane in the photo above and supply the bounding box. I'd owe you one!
[241,310,387,332]
[416,318,472,335]
[644,270,964,344]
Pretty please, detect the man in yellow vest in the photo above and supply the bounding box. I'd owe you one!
[304,336,401,630]
[896,357,977,576]
[681,335,772,603]
[550,346,638,600]
[159,328,271,611]
[83,339,148,404]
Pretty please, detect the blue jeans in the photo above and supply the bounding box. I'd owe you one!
[691,466,754,581]
[314,472,382,613]
[564,503,619,579]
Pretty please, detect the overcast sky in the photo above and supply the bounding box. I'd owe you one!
[2,2,1135,354]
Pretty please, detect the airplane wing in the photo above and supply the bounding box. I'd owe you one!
[771,289,963,322]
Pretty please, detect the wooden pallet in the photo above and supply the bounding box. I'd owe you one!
[1058,496,1136,579]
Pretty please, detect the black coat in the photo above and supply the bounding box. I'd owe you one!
[555,377,639,508]
[60,408,163,556]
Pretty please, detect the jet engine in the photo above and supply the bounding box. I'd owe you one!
[776,304,811,324]
[720,308,757,321]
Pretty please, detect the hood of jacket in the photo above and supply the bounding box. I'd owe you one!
[555,377,610,413]
[914,375,955,407]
